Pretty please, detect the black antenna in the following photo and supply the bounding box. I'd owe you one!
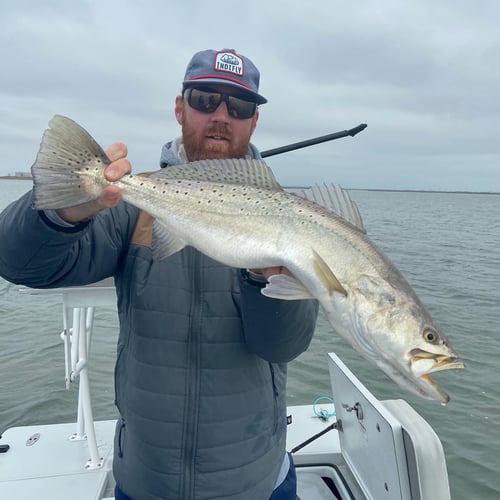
[261,123,367,158]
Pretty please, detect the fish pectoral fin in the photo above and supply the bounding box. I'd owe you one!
[312,249,347,297]
[152,220,187,260]
[261,274,315,300]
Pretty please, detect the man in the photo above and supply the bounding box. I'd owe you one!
[0,49,318,499]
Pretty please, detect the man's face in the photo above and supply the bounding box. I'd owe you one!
[175,85,259,161]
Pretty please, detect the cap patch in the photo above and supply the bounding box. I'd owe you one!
[214,51,244,76]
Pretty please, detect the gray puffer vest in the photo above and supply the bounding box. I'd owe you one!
[113,236,304,499]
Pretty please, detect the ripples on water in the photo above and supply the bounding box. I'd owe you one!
[1,180,499,499]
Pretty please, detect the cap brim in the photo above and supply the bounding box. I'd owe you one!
[183,78,267,105]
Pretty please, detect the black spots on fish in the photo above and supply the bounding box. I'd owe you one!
[174,189,190,196]
[204,185,227,203]
[80,150,100,163]
[292,197,328,226]
[296,208,308,226]
[55,149,105,171]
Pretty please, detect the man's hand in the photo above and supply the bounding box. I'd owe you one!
[56,142,131,223]
[251,266,294,281]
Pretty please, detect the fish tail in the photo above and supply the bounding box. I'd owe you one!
[31,115,111,210]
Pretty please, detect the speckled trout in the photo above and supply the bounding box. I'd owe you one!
[30,115,464,403]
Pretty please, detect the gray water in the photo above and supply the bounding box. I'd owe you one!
[0,179,499,499]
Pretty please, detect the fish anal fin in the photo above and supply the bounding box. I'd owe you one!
[312,249,347,297]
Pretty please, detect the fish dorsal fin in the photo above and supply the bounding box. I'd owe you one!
[150,158,282,191]
[152,219,187,260]
[300,184,366,233]
[312,249,347,297]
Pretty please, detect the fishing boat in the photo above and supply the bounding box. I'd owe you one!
[0,280,452,499]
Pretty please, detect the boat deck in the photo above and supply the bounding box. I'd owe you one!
[0,405,353,500]
[0,420,115,499]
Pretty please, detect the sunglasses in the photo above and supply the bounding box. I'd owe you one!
[183,87,257,119]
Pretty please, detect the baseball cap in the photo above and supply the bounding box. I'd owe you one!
[182,49,267,104]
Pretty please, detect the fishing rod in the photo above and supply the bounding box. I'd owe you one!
[290,421,339,454]
[260,123,367,158]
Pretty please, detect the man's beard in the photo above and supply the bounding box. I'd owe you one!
[182,122,250,161]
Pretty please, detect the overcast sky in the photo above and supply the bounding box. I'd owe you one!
[1,0,499,191]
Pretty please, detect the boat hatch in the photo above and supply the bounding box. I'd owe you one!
[328,352,451,500]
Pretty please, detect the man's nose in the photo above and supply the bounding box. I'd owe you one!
[210,101,231,122]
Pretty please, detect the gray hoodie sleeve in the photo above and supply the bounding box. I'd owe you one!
[238,272,318,363]
[0,190,138,288]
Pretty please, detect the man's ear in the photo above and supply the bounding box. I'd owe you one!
[251,109,259,135]
[175,95,184,125]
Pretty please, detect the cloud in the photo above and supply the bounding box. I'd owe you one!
[1,0,499,191]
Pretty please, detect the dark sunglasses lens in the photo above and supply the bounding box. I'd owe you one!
[227,96,256,119]
[187,89,222,113]
[186,88,256,119]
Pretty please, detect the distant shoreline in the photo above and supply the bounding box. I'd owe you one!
[349,188,500,196]
[288,186,500,195]
[1,176,498,195]
[0,176,32,180]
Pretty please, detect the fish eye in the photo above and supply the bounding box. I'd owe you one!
[423,328,439,344]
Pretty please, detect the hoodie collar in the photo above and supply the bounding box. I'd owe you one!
[160,137,262,168]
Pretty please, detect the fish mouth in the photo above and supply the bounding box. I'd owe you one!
[409,348,465,403]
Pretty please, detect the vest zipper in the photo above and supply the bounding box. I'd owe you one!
[179,250,203,499]
[269,363,279,434]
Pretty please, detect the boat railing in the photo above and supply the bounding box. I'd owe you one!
[20,279,117,470]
